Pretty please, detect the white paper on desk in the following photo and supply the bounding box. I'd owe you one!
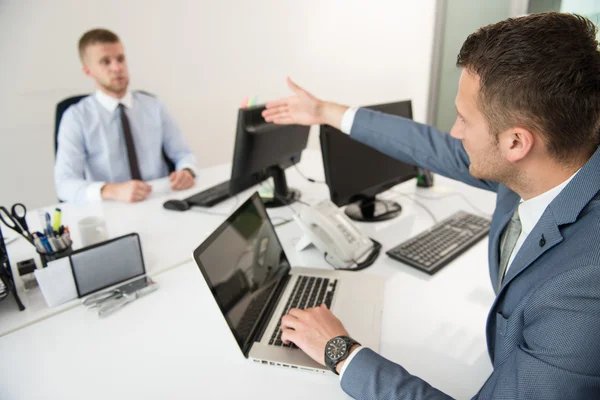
[34,258,78,307]
[148,177,172,194]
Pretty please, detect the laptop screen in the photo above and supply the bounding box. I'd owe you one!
[193,193,291,351]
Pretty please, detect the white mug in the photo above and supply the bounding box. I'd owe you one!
[78,216,108,247]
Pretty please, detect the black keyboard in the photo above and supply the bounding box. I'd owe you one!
[386,211,491,275]
[269,276,338,348]
[185,180,231,207]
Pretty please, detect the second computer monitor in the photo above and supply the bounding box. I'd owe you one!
[229,105,310,208]
[320,100,418,222]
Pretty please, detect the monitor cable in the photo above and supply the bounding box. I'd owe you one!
[390,191,438,223]
[290,157,326,184]
[413,191,492,218]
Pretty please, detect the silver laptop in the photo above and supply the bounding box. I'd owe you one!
[193,192,384,373]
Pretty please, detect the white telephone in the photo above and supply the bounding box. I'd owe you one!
[294,200,374,269]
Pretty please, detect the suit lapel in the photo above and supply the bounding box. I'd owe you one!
[497,210,563,293]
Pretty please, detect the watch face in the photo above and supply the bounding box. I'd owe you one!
[326,337,347,361]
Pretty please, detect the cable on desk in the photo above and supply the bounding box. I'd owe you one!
[413,191,492,218]
[391,191,438,223]
[189,209,230,217]
[292,162,326,184]
[272,218,294,227]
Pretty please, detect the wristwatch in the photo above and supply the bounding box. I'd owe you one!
[183,168,196,178]
[324,335,360,375]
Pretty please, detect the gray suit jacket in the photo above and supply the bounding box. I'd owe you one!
[341,109,600,399]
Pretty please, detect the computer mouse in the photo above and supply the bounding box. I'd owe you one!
[163,199,191,211]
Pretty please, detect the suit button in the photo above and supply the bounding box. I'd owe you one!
[539,235,546,247]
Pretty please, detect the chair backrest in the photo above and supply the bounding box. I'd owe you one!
[55,94,89,155]
[54,91,175,173]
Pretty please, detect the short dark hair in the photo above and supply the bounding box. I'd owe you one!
[457,12,600,163]
[78,28,120,61]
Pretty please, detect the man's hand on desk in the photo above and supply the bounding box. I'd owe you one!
[169,169,195,190]
[101,180,152,203]
[281,304,356,373]
[262,77,348,130]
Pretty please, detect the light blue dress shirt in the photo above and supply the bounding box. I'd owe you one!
[54,90,198,203]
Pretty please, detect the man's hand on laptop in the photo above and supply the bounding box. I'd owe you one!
[281,304,354,371]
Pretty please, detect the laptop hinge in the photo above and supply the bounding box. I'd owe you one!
[242,273,291,357]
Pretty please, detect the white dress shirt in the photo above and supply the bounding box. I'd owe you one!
[505,170,578,273]
[55,90,198,203]
[338,106,580,378]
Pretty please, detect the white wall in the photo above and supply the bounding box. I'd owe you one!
[0,0,436,209]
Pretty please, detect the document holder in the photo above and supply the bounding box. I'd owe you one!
[35,233,147,307]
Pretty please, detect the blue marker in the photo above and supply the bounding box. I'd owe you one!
[39,235,54,253]
[45,212,53,236]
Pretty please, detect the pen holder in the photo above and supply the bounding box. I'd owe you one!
[38,246,73,269]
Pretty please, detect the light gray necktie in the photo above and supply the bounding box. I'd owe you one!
[498,207,522,290]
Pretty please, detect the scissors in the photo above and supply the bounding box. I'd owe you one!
[0,203,33,243]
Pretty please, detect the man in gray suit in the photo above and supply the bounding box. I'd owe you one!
[263,12,600,399]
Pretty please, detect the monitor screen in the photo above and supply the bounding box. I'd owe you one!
[320,101,419,208]
[193,193,290,352]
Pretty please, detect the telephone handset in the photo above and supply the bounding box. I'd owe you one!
[294,200,375,269]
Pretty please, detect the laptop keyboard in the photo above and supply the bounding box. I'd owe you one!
[236,282,277,342]
[269,275,338,348]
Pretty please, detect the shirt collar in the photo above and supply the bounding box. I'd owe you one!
[517,169,580,236]
[95,90,133,113]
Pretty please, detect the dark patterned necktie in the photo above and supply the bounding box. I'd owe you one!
[118,104,142,180]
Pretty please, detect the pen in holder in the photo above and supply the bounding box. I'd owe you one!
[37,246,73,269]
[33,226,73,268]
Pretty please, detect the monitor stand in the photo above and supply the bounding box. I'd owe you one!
[345,196,402,222]
[261,165,301,208]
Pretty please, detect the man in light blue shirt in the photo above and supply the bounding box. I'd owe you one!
[55,29,198,204]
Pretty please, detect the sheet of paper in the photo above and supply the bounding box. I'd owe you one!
[148,177,173,195]
[34,258,78,307]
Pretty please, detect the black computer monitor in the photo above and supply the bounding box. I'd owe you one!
[320,100,418,222]
[229,105,310,208]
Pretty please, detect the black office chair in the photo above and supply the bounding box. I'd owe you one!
[54,91,176,173]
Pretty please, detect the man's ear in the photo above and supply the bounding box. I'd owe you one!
[82,64,91,77]
[501,127,534,163]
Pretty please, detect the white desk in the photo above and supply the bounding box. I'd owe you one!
[0,163,250,336]
[0,150,497,399]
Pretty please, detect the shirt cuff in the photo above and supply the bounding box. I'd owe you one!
[340,106,359,135]
[86,182,106,203]
[339,346,364,380]
[178,163,199,178]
